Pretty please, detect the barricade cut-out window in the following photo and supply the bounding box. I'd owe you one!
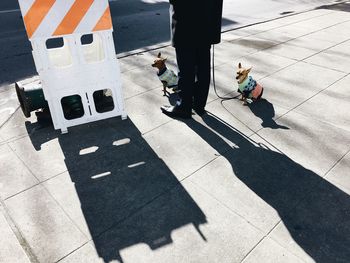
[81,34,105,63]
[61,95,84,120]
[93,89,115,113]
[46,37,73,68]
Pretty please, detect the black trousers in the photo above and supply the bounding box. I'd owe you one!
[175,45,211,112]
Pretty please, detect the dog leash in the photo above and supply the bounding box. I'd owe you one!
[211,44,240,101]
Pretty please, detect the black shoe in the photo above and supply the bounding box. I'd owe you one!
[161,105,192,119]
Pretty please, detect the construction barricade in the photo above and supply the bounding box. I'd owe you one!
[17,0,127,133]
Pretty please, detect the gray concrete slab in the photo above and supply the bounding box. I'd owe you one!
[294,74,350,131]
[272,9,333,25]
[58,241,104,263]
[268,222,315,263]
[0,83,15,93]
[0,89,19,128]
[238,20,285,33]
[0,144,38,200]
[221,30,251,42]
[123,66,163,94]
[119,46,176,73]
[305,40,350,73]
[212,41,259,67]
[0,108,47,143]
[118,52,155,73]
[4,185,88,263]
[124,90,173,134]
[292,12,350,31]
[229,36,280,52]
[8,135,67,182]
[143,118,220,180]
[236,50,297,81]
[305,24,350,44]
[0,206,31,263]
[242,237,305,263]
[42,172,91,239]
[258,110,350,176]
[253,24,313,44]
[123,76,156,100]
[315,9,350,23]
[260,61,346,111]
[87,181,264,263]
[204,101,256,137]
[264,35,336,60]
[325,151,350,192]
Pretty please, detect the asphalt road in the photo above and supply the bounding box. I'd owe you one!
[0,0,343,87]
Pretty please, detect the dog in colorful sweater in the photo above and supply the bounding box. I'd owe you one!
[236,62,263,105]
[152,52,179,96]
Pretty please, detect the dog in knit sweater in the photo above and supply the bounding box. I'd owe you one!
[236,62,263,105]
[152,52,179,96]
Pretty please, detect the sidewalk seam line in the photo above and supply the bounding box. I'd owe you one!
[323,148,350,179]
[0,199,40,263]
[0,106,20,130]
[271,73,350,131]
[188,177,267,234]
[3,170,68,201]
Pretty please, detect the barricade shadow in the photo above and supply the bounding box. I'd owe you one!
[186,113,350,263]
[248,98,289,129]
[26,117,207,263]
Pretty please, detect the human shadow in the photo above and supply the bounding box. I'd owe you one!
[26,117,207,263]
[186,113,350,263]
[248,99,289,129]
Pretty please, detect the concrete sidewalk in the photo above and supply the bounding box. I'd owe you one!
[1,4,350,263]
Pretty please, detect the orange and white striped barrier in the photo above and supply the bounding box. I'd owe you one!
[17,0,126,133]
[19,0,113,39]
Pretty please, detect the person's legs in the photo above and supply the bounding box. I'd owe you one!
[175,46,196,112]
[160,46,195,118]
[193,45,211,113]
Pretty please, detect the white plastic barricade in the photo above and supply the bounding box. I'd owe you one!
[18,0,127,133]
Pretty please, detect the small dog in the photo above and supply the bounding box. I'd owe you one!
[152,52,178,96]
[236,62,263,105]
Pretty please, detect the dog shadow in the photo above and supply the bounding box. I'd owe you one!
[186,113,350,263]
[248,98,289,129]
